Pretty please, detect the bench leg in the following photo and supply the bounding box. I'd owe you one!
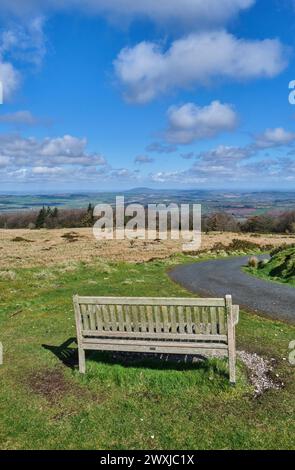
[78,347,86,374]
[228,352,236,385]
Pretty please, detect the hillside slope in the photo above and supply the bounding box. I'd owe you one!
[258,246,295,283]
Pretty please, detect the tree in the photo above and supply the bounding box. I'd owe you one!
[81,203,94,227]
[51,207,59,218]
[204,212,239,232]
[35,206,47,229]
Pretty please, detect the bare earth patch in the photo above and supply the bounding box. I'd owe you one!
[25,368,72,404]
[1,228,294,269]
[25,366,106,406]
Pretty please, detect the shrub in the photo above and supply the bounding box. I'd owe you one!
[248,256,259,268]
[258,259,269,268]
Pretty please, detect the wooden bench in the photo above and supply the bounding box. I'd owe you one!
[73,295,239,383]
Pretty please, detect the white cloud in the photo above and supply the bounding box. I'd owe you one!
[0,110,39,125]
[166,101,238,144]
[197,144,254,163]
[0,61,20,100]
[0,17,46,100]
[255,127,295,148]
[0,16,46,66]
[40,135,87,157]
[0,0,255,27]
[151,170,206,184]
[0,133,107,169]
[0,133,143,183]
[114,31,289,103]
[146,142,177,154]
[135,155,154,164]
[0,155,10,167]
[32,166,65,175]
[149,131,295,185]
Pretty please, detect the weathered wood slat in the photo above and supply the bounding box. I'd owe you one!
[178,306,185,333]
[83,343,228,357]
[162,306,169,333]
[76,296,225,307]
[193,307,200,334]
[132,306,139,332]
[226,295,236,384]
[210,307,217,335]
[147,305,154,333]
[139,305,147,332]
[95,305,103,331]
[124,305,132,332]
[81,304,90,330]
[109,304,117,332]
[117,305,124,332]
[185,306,192,334]
[155,305,162,333]
[82,337,228,350]
[218,306,225,335]
[170,306,177,333]
[102,305,110,331]
[81,330,227,342]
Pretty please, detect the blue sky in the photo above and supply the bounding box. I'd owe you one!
[1,0,295,191]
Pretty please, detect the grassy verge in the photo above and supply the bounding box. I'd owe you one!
[245,246,295,287]
[0,254,294,450]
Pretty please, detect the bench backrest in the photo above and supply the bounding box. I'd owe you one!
[73,295,237,342]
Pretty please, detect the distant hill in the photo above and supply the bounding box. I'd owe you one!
[126,187,156,193]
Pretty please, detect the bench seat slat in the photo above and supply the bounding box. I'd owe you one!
[82,337,228,350]
[81,330,228,342]
[82,342,228,357]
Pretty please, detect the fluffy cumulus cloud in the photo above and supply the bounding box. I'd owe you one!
[254,127,295,148]
[0,133,108,182]
[0,0,255,27]
[150,127,295,185]
[165,101,238,144]
[114,31,288,103]
[0,133,142,183]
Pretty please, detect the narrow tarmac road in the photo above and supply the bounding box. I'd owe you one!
[169,256,295,324]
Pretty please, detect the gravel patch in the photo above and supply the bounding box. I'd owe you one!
[238,350,283,396]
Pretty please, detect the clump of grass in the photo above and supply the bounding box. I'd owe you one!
[11,236,33,243]
[61,232,80,243]
[33,270,56,280]
[188,238,274,258]
[0,270,16,280]
[96,260,117,274]
[258,259,269,268]
[248,256,259,268]
[56,260,80,273]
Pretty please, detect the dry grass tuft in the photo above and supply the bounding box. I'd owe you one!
[0,270,16,280]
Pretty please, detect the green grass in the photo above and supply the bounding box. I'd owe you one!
[0,254,294,450]
[245,246,295,286]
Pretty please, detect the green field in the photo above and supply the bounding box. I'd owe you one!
[0,255,294,450]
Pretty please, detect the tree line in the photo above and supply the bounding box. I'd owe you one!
[1,205,295,234]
